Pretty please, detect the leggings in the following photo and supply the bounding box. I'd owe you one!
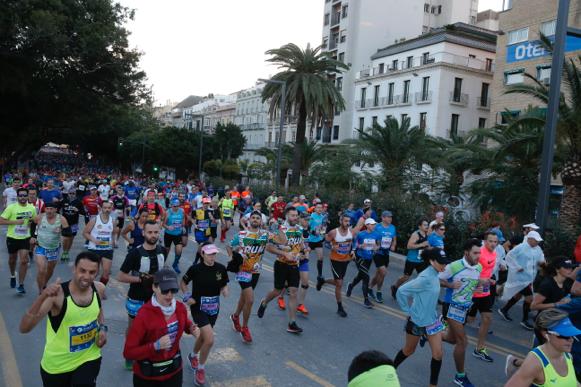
[351,255,372,299]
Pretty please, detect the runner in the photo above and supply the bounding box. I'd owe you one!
[28,188,47,262]
[31,203,71,294]
[19,252,107,387]
[439,238,483,387]
[39,179,63,205]
[179,192,193,248]
[270,195,286,221]
[124,180,141,218]
[218,192,235,243]
[391,218,430,300]
[193,197,214,263]
[505,308,579,386]
[2,176,21,207]
[60,191,84,262]
[138,191,165,224]
[227,211,270,343]
[82,186,101,232]
[393,248,451,387]
[0,187,37,293]
[97,179,111,201]
[83,201,116,285]
[428,223,446,250]
[163,198,186,274]
[467,231,499,363]
[118,221,167,370]
[347,218,380,308]
[257,206,305,334]
[181,243,229,386]
[122,210,148,250]
[531,257,575,312]
[111,185,130,245]
[368,211,397,304]
[308,203,327,296]
[295,212,312,315]
[321,213,362,317]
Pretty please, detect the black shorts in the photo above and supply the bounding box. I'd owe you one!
[330,260,349,280]
[190,304,218,328]
[468,295,493,317]
[116,217,125,228]
[274,260,300,290]
[238,273,260,290]
[373,252,390,268]
[164,233,182,248]
[405,318,427,337]
[308,240,323,249]
[41,357,102,387]
[518,284,533,297]
[6,237,30,254]
[210,226,217,239]
[403,261,427,276]
[133,370,182,387]
[87,249,113,260]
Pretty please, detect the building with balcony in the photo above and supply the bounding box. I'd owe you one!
[182,94,237,133]
[490,0,581,126]
[352,22,497,139]
[321,0,479,143]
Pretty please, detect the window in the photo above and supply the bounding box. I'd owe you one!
[422,52,430,65]
[316,127,322,141]
[372,116,378,126]
[360,88,366,108]
[403,80,410,103]
[333,125,339,140]
[401,114,408,123]
[386,115,393,121]
[438,5,442,14]
[392,59,398,70]
[338,52,345,63]
[387,82,395,105]
[420,112,427,130]
[540,20,556,36]
[424,3,430,12]
[373,85,380,106]
[537,65,551,83]
[336,77,343,91]
[421,76,430,100]
[340,33,347,43]
[406,56,414,69]
[478,118,487,128]
[507,27,529,45]
[485,58,493,72]
[505,69,525,85]
[359,117,365,131]
[324,13,330,25]
[453,77,463,102]
[378,63,385,74]
[322,37,328,48]
[342,5,348,18]
[480,83,490,106]
[450,114,460,137]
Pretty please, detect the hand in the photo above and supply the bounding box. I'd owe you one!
[96,330,107,348]
[129,238,134,245]
[186,298,196,306]
[42,277,62,298]
[284,252,295,261]
[190,323,200,338]
[557,298,571,305]
[29,237,37,245]
[451,281,462,289]
[156,334,172,351]
[15,219,25,225]
[221,287,229,298]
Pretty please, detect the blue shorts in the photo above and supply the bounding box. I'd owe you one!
[299,259,309,272]
[195,230,209,243]
[126,298,145,318]
[35,246,60,262]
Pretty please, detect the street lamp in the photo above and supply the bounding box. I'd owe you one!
[258,78,286,192]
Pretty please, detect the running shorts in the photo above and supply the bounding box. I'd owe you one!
[274,260,299,290]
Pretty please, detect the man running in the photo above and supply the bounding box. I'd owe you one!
[0,187,37,293]
[369,210,397,303]
[39,179,62,205]
[257,206,304,334]
[308,203,328,293]
[60,191,85,262]
[440,238,483,387]
[111,185,129,245]
[347,218,380,308]
[163,198,186,273]
[138,191,165,223]
[83,201,116,285]
[19,252,107,387]
[219,192,235,243]
[2,176,21,207]
[117,221,167,369]
[228,211,270,343]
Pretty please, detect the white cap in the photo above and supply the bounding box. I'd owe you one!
[526,231,543,242]
[364,198,372,205]
[364,218,377,225]
[523,223,540,230]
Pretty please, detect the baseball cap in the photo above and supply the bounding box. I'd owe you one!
[421,248,452,264]
[553,257,577,269]
[299,194,306,200]
[526,231,543,242]
[382,210,393,217]
[523,223,540,230]
[201,244,219,255]
[363,198,372,205]
[153,269,179,292]
[89,185,97,190]
[170,198,180,206]
[547,317,581,337]
[313,198,322,204]
[364,218,377,225]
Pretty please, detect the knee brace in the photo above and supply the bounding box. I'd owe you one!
[301,284,309,290]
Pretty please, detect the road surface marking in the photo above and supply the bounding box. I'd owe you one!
[0,312,23,387]
[212,375,271,386]
[286,361,335,387]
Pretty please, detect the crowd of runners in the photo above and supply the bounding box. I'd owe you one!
[2,164,581,386]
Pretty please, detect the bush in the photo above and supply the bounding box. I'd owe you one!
[544,226,577,259]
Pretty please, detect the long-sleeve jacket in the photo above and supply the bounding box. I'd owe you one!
[396,265,440,327]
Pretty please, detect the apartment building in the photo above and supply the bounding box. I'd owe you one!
[353,23,496,139]
[321,0,478,143]
[490,0,581,125]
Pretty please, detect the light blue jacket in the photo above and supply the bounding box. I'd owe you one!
[396,265,440,327]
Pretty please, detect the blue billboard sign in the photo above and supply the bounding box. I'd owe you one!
[506,35,581,63]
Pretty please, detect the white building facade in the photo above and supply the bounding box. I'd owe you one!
[352,23,496,139]
[321,0,479,143]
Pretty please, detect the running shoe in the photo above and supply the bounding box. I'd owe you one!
[240,326,252,343]
[376,291,384,304]
[453,374,475,387]
[520,320,534,331]
[297,304,309,315]
[257,300,267,318]
[10,276,16,289]
[188,352,199,372]
[390,285,397,300]
[287,321,303,334]
[60,251,69,262]
[346,282,354,297]
[505,354,519,377]
[172,261,181,274]
[230,314,241,332]
[337,307,347,318]
[277,296,286,310]
[473,347,493,363]
[497,308,513,322]
[16,285,25,294]
[363,298,373,309]
[316,277,325,291]
[124,359,133,370]
[368,289,377,302]
[194,368,205,386]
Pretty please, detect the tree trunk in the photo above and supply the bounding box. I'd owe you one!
[559,184,581,235]
[291,102,307,186]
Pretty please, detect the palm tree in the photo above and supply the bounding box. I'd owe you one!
[262,43,348,186]
[505,56,581,234]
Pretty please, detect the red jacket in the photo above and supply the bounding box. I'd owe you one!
[123,300,194,381]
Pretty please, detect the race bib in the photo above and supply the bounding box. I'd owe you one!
[167,320,179,345]
[223,209,232,217]
[235,271,252,283]
[381,236,393,249]
[425,317,445,336]
[69,320,98,352]
[95,237,111,249]
[14,224,29,237]
[336,241,351,255]
[200,296,220,315]
[139,257,150,273]
[363,238,376,250]
[45,247,60,261]
[197,220,209,229]
[447,303,470,324]
[71,224,79,234]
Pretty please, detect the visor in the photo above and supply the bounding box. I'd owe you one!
[548,317,581,337]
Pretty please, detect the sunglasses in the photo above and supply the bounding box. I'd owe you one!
[548,331,577,341]
[18,194,28,198]
[161,288,178,295]
[439,228,446,231]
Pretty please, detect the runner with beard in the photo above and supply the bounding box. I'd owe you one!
[111,186,129,245]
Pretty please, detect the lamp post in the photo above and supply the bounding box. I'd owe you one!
[259,78,286,192]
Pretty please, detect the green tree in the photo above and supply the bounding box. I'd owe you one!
[262,43,348,186]
[213,123,246,161]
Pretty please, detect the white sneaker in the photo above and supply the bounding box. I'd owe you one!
[505,354,519,377]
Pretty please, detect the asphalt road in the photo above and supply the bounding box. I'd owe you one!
[0,220,532,387]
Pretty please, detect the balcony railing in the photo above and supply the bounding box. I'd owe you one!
[397,94,411,105]
[477,97,491,110]
[415,91,432,104]
[449,92,469,106]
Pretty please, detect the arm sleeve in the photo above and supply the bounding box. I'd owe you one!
[123,313,156,360]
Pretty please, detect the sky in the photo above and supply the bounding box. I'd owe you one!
[119,0,505,106]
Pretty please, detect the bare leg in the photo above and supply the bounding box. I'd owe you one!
[477,312,492,350]
[298,271,309,305]
[8,253,17,276]
[195,325,214,365]
[287,287,298,322]
[17,249,29,285]
[35,255,47,294]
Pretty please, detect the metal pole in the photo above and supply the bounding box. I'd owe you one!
[536,0,569,232]
[141,139,145,174]
[198,115,204,179]
[275,83,286,192]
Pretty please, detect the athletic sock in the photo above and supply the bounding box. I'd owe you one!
[430,358,442,385]
[456,372,465,378]
[502,296,518,312]
[337,302,343,310]
[198,363,205,370]
[393,350,408,368]
[316,260,323,278]
[522,301,531,322]
[174,254,181,264]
